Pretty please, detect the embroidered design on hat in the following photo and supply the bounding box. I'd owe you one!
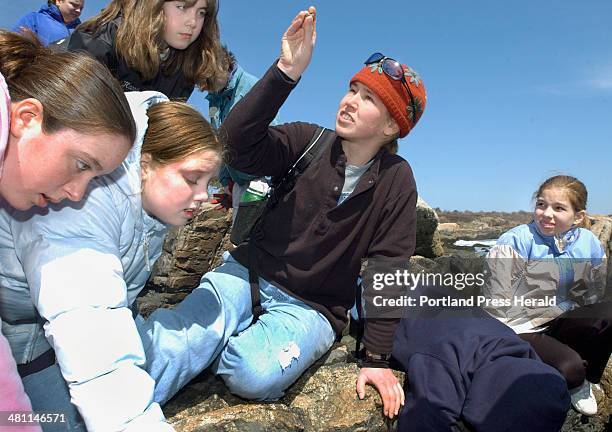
[403,66,421,87]
[406,96,424,121]
[406,104,414,122]
[369,63,384,74]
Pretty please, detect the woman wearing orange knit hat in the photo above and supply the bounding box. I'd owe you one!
[133,8,569,431]
[136,6,426,421]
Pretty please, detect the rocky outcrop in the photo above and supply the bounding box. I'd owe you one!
[437,212,531,248]
[164,339,402,432]
[590,216,612,297]
[138,204,232,315]
[590,216,612,258]
[144,207,610,431]
[150,204,232,289]
[415,197,444,258]
[163,334,611,432]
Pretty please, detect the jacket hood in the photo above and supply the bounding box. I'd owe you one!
[104,91,168,233]
[121,91,168,191]
[39,4,81,28]
[125,91,168,165]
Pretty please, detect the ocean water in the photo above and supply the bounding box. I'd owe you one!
[453,239,498,256]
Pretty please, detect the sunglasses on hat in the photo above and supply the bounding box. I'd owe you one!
[364,52,418,121]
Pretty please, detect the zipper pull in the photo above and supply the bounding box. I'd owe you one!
[143,234,151,271]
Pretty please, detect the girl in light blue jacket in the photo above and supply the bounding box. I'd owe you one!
[0,91,222,431]
[483,175,610,416]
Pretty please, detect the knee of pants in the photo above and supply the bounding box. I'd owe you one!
[221,360,286,401]
[557,354,586,389]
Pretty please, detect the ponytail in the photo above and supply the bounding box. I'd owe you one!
[0,30,135,141]
[383,139,398,155]
[0,30,46,82]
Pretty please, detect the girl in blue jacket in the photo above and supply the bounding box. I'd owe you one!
[0,92,223,431]
[483,175,610,416]
[13,1,84,46]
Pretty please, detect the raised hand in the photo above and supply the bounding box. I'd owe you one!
[277,6,317,81]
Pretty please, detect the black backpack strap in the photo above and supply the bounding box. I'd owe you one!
[248,126,336,324]
[268,126,334,207]
[354,279,364,357]
[248,240,264,321]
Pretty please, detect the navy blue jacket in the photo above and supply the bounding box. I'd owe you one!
[392,285,569,432]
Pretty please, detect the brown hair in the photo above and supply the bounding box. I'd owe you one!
[142,101,223,165]
[383,139,398,155]
[78,0,225,91]
[47,0,84,7]
[0,30,135,141]
[534,175,590,229]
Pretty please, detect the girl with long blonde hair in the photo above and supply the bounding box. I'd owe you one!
[65,0,225,99]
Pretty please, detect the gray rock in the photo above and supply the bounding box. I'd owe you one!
[164,339,610,431]
[150,204,232,289]
[165,344,402,432]
[415,197,444,258]
[590,216,612,297]
[144,204,610,431]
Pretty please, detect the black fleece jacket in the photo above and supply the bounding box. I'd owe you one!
[222,62,418,355]
[65,18,194,100]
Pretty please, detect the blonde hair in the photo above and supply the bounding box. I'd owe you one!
[0,30,135,141]
[142,101,223,165]
[534,175,590,229]
[78,0,224,91]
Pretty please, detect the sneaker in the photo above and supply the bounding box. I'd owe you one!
[570,380,598,416]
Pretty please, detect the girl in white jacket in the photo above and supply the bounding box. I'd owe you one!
[1,91,222,431]
[0,29,135,431]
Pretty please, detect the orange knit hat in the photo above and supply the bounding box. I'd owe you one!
[350,59,426,138]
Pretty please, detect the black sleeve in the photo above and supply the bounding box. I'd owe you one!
[362,164,418,355]
[66,26,118,74]
[219,61,320,179]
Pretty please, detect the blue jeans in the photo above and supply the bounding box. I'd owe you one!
[22,365,86,431]
[138,251,336,404]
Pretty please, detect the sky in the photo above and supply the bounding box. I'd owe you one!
[1,1,611,214]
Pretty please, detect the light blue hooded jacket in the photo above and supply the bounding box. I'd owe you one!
[483,222,607,333]
[0,91,174,431]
